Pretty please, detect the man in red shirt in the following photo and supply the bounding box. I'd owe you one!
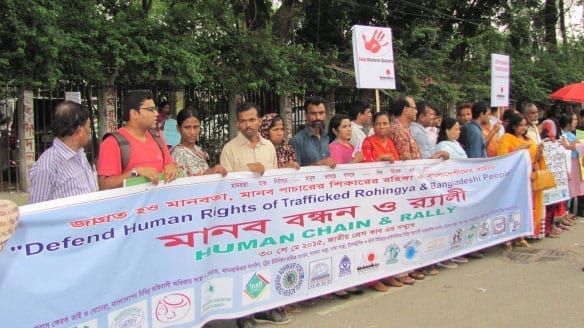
[97,91,178,190]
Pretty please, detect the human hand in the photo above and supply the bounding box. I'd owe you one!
[162,163,178,183]
[282,161,301,170]
[362,29,389,54]
[320,157,337,169]
[137,167,160,185]
[378,154,395,163]
[352,151,364,163]
[206,164,228,176]
[247,162,266,175]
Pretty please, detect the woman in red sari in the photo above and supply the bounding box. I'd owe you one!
[361,112,417,290]
[362,111,399,163]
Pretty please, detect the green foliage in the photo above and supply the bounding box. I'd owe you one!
[1,0,584,108]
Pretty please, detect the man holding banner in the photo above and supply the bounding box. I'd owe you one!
[97,91,178,189]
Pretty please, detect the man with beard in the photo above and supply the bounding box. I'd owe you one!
[290,96,336,168]
[223,103,285,327]
[220,102,277,175]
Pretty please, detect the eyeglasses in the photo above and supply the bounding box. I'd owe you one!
[139,106,156,112]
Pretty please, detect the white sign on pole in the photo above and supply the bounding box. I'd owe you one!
[64,92,82,104]
[352,25,396,89]
[490,54,510,107]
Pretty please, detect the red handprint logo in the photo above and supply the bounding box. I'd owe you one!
[362,29,389,54]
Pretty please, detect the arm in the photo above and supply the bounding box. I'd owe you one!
[28,161,53,204]
[219,144,234,173]
[464,127,483,158]
[289,135,303,166]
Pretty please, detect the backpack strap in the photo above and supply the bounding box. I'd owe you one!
[102,129,166,173]
[148,128,166,163]
[102,132,131,172]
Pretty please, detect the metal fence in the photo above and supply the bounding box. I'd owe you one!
[0,85,400,191]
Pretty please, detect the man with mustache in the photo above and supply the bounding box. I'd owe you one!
[220,102,277,175]
[290,96,336,168]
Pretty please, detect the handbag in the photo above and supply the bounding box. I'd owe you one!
[531,163,556,191]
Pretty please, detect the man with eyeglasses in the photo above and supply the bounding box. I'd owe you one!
[97,91,177,190]
[29,101,98,203]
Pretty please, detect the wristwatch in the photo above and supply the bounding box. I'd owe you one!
[131,169,138,177]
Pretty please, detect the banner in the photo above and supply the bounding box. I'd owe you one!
[0,152,533,328]
[490,54,510,107]
[352,25,396,89]
[543,141,570,205]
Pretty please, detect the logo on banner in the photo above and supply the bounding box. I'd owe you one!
[275,263,305,296]
[384,244,400,264]
[244,273,270,300]
[403,240,421,260]
[450,229,464,249]
[510,211,521,232]
[465,224,478,245]
[201,278,233,315]
[338,255,352,277]
[152,291,194,327]
[109,301,147,328]
[479,219,491,240]
[493,215,506,235]
[309,258,332,289]
[357,251,380,274]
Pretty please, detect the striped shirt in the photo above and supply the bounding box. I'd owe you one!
[29,138,98,203]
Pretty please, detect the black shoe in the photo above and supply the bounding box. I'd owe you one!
[253,308,290,324]
[236,316,255,328]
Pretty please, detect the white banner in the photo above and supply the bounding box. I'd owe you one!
[352,25,396,89]
[0,153,533,328]
[490,54,510,107]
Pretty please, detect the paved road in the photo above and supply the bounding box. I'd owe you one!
[210,221,584,328]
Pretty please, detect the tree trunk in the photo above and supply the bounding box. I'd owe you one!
[17,88,34,191]
[559,0,567,46]
[543,0,558,49]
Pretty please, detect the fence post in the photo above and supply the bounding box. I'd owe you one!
[18,88,34,192]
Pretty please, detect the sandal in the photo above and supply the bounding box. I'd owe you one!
[422,267,439,276]
[409,271,425,280]
[514,239,530,248]
[381,277,403,287]
[335,290,351,300]
[397,276,415,285]
[284,304,301,314]
[347,287,364,295]
[504,241,512,251]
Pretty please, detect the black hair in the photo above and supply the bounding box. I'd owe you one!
[176,108,203,127]
[390,96,410,117]
[348,100,370,120]
[123,91,154,121]
[437,117,458,143]
[236,102,259,120]
[304,96,328,112]
[506,113,527,136]
[559,113,575,129]
[471,101,488,120]
[52,101,90,138]
[327,113,352,142]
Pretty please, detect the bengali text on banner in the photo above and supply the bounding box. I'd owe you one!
[0,151,533,328]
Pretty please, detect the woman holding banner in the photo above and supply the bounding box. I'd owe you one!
[361,112,416,290]
[558,114,580,227]
[498,113,545,248]
[171,109,228,177]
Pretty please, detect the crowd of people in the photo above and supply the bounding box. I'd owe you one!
[25,91,583,327]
